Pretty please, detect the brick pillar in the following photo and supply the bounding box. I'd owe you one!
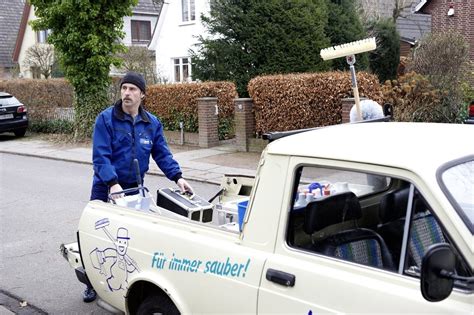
[341,97,367,123]
[198,97,219,148]
[234,98,255,152]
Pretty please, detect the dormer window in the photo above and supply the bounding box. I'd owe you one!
[182,0,195,22]
[131,20,151,44]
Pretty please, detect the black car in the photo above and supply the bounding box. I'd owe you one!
[0,92,28,137]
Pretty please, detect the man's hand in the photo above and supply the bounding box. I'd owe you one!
[177,178,193,194]
[109,183,124,200]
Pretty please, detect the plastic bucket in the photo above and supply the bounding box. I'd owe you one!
[237,200,249,232]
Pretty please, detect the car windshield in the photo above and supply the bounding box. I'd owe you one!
[441,159,474,231]
[0,95,20,106]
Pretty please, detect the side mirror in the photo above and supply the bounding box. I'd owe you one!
[420,243,455,302]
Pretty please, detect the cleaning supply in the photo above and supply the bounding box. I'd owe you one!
[320,38,377,121]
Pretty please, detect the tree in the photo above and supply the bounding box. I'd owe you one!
[120,46,159,85]
[191,0,330,97]
[408,32,470,123]
[368,18,400,83]
[357,0,413,22]
[325,0,368,71]
[22,43,54,79]
[30,0,137,138]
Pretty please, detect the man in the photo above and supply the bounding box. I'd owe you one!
[84,71,193,302]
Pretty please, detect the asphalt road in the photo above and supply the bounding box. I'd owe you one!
[0,153,218,314]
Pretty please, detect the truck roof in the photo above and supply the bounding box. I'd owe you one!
[267,122,472,171]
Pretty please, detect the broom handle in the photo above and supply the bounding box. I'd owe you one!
[350,64,362,121]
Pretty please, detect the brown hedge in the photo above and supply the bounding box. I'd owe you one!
[248,71,383,134]
[0,79,73,121]
[145,81,238,131]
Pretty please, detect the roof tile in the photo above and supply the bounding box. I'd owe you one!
[0,0,25,68]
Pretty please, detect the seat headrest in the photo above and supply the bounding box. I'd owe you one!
[379,188,410,223]
[379,187,428,223]
[304,191,362,234]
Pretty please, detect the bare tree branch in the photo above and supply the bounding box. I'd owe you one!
[119,46,159,84]
[357,0,414,22]
[22,43,54,79]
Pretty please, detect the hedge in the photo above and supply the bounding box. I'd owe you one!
[146,81,238,139]
[0,79,73,122]
[248,71,383,135]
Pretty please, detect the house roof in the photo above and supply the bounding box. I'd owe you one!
[357,0,430,42]
[12,3,31,63]
[396,1,431,42]
[134,0,162,15]
[415,0,429,12]
[397,9,431,42]
[0,0,25,68]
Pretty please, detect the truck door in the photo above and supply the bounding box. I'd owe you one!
[258,161,472,313]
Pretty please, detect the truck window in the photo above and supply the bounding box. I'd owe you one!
[439,159,474,233]
[286,166,471,283]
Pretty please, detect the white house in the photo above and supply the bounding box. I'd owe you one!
[151,0,211,83]
[12,4,41,78]
[13,0,161,79]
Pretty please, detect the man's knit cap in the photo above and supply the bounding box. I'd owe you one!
[120,71,146,93]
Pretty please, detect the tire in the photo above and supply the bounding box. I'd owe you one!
[136,294,180,315]
[14,128,27,137]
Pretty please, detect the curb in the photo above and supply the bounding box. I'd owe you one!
[0,290,47,315]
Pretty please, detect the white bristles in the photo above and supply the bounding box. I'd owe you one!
[320,37,377,61]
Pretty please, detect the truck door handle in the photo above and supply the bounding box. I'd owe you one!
[266,268,295,287]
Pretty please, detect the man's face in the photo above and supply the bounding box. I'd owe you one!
[115,238,128,256]
[121,83,144,112]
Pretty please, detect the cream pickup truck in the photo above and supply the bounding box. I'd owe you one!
[63,122,473,314]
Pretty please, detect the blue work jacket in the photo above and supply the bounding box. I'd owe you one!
[92,101,182,186]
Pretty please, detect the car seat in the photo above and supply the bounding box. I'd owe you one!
[304,191,394,270]
[377,187,410,263]
[377,187,445,269]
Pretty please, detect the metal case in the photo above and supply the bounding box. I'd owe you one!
[156,188,213,222]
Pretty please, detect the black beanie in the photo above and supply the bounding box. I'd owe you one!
[120,71,146,93]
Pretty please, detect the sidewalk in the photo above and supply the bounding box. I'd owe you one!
[0,135,261,185]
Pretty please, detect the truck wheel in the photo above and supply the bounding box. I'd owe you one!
[137,294,180,315]
[14,128,27,137]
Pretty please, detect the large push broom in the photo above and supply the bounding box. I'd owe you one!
[320,37,377,121]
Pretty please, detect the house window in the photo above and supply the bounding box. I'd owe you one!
[36,30,50,43]
[182,0,196,22]
[173,57,191,82]
[131,20,151,44]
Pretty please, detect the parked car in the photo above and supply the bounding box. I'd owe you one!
[465,100,474,124]
[0,92,28,137]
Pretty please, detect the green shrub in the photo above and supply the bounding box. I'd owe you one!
[146,81,238,140]
[368,19,400,83]
[29,119,74,134]
[407,32,470,123]
[382,72,442,122]
[218,117,235,141]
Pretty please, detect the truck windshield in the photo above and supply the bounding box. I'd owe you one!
[440,159,474,232]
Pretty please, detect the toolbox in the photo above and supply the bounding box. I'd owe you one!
[156,188,213,223]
